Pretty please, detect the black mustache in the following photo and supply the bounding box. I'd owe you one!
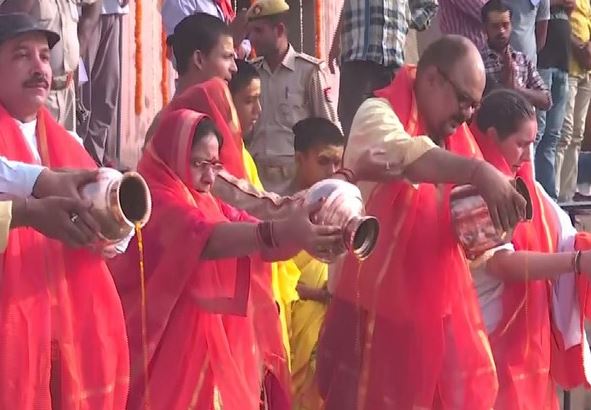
[23,76,49,89]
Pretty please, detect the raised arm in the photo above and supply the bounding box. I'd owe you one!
[343,98,526,231]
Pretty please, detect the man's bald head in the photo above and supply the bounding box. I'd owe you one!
[415,35,485,141]
[417,35,484,78]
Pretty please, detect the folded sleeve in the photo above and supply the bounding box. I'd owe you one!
[343,98,437,177]
[0,157,44,198]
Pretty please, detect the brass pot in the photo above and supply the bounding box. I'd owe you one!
[450,177,533,260]
[79,168,152,242]
[303,179,379,263]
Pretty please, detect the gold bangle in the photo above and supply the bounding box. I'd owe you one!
[574,250,583,276]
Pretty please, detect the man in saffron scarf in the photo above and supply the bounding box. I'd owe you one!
[0,13,129,409]
[110,109,343,409]
[470,89,591,409]
[317,35,526,410]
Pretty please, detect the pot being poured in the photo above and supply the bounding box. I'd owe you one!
[450,176,533,260]
[303,179,379,263]
[79,168,152,242]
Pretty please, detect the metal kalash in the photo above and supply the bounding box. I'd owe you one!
[450,177,533,260]
[303,179,380,263]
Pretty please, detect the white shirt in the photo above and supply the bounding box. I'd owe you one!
[162,0,223,35]
[102,0,129,14]
[0,118,83,198]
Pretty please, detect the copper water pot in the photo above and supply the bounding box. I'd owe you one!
[450,177,532,260]
[79,168,152,242]
[303,179,379,263]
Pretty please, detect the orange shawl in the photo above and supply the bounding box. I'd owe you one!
[110,109,289,410]
[473,125,591,409]
[166,78,247,179]
[317,66,497,409]
[0,105,129,409]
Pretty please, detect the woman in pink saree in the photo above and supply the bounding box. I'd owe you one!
[110,109,342,410]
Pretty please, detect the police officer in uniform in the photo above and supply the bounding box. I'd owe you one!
[247,0,339,194]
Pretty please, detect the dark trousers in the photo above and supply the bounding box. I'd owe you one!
[338,60,398,139]
[79,14,122,166]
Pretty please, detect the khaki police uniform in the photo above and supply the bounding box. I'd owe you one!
[246,0,340,195]
[31,0,93,131]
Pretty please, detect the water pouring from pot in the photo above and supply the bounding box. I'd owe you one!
[79,168,152,243]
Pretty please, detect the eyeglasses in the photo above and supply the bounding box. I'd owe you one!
[190,159,224,173]
[437,67,480,111]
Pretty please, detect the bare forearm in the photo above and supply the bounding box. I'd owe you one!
[201,221,298,261]
[487,250,574,281]
[517,87,552,110]
[403,147,481,185]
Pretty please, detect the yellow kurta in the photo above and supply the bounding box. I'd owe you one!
[242,146,301,367]
[290,251,328,410]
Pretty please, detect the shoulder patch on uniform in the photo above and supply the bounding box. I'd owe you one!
[295,52,322,65]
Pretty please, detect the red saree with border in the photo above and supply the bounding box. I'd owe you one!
[473,125,591,409]
[110,109,289,410]
[0,105,129,409]
[316,66,498,410]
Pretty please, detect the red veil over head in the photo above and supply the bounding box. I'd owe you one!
[316,66,498,410]
[0,105,129,409]
[167,77,247,179]
[110,109,289,410]
[472,123,591,409]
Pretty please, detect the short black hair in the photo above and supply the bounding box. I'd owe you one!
[193,118,224,149]
[475,89,535,140]
[228,60,260,95]
[293,118,344,153]
[172,13,232,75]
[481,0,511,24]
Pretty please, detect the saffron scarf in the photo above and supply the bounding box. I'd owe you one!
[317,66,497,409]
[110,109,289,410]
[473,124,591,409]
[0,105,129,409]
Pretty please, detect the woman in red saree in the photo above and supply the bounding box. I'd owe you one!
[160,77,304,362]
[0,105,129,409]
[470,89,591,409]
[109,108,342,410]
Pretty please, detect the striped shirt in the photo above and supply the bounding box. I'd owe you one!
[439,0,487,50]
[481,45,549,94]
[340,0,438,68]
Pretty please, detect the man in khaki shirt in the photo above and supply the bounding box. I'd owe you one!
[0,0,101,131]
[247,0,340,194]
